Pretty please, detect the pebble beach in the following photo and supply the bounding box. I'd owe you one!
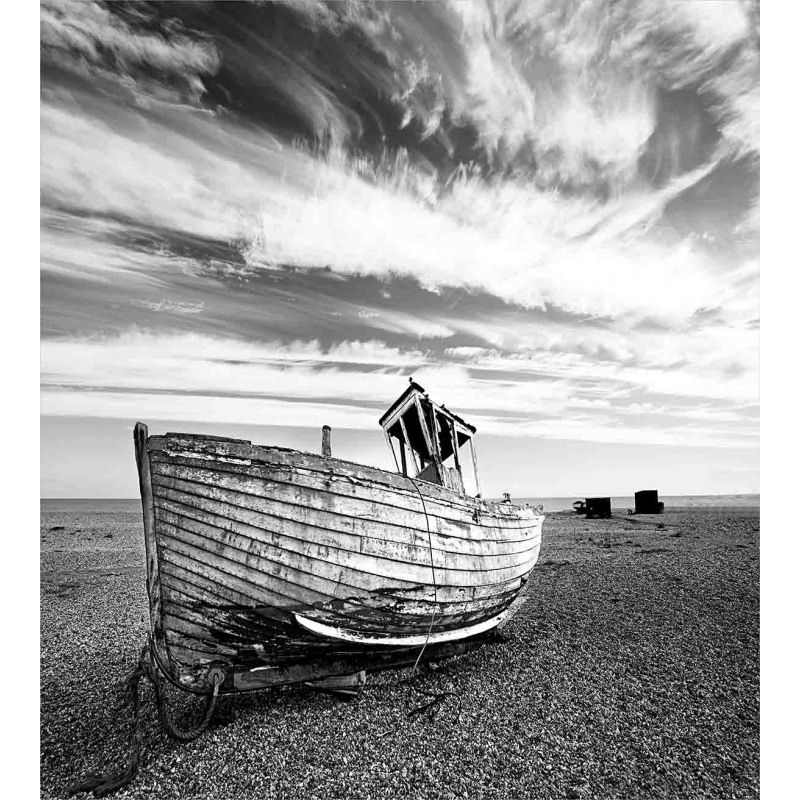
[41,502,759,800]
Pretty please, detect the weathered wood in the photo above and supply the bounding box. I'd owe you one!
[134,423,170,669]
[414,395,435,462]
[469,437,482,498]
[229,632,497,692]
[151,474,540,566]
[159,549,529,609]
[321,425,331,457]
[448,417,462,475]
[150,433,485,512]
[385,432,400,473]
[398,414,420,475]
[138,426,543,693]
[296,594,517,637]
[148,437,536,528]
[149,454,538,535]
[153,496,538,589]
[295,605,511,646]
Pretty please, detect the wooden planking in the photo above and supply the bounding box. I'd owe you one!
[296,594,519,636]
[164,577,521,633]
[163,602,284,649]
[159,557,296,610]
[157,508,386,599]
[152,476,540,572]
[152,456,541,551]
[161,578,293,625]
[153,486,538,583]
[159,550,529,609]
[159,510,424,596]
[162,565,524,640]
[163,587,518,649]
[148,456,541,541]
[150,456,539,543]
[162,586,296,637]
[164,641,231,669]
[164,583,514,639]
[163,612,240,657]
[162,548,532,628]
[149,434,469,509]
[142,428,545,683]
[156,520,536,632]
[296,607,508,646]
[159,541,324,609]
[150,451,540,536]
[148,436,541,529]
[164,628,238,661]
[134,423,169,665]
[154,493,538,587]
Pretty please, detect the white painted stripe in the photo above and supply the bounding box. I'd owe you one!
[293,609,508,647]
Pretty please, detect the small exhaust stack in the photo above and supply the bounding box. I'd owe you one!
[321,425,332,457]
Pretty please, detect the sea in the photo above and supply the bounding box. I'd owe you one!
[41,494,760,514]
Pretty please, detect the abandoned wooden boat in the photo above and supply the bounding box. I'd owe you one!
[135,381,544,694]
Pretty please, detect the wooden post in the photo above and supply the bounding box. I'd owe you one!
[385,432,400,473]
[133,422,169,668]
[321,425,332,457]
[400,434,408,476]
[469,437,482,497]
[399,415,419,474]
[449,419,461,474]
[426,400,445,485]
[414,396,435,463]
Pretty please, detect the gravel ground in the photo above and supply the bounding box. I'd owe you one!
[41,504,759,800]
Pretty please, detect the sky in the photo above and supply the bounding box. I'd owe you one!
[40,0,759,499]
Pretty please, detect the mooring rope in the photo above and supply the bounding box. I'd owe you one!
[146,655,221,742]
[69,641,222,796]
[68,644,149,798]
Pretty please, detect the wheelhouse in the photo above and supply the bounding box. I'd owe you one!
[378,381,481,497]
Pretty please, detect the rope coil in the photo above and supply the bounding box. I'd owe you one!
[69,641,222,797]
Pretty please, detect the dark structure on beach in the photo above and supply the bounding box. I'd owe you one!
[585,497,612,519]
[635,489,665,514]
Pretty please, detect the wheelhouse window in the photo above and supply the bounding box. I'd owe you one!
[379,381,481,497]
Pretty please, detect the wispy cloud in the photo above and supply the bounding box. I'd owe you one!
[41,0,758,324]
[41,86,753,326]
[40,332,757,449]
[41,0,219,102]
[40,0,758,494]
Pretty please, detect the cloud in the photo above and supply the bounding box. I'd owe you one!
[40,101,260,241]
[41,0,219,102]
[41,0,758,330]
[42,86,739,325]
[244,158,746,324]
[40,331,758,448]
[130,299,205,315]
[40,0,758,469]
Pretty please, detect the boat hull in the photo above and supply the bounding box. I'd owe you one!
[134,425,543,692]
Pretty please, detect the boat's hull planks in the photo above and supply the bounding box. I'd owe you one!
[135,426,544,692]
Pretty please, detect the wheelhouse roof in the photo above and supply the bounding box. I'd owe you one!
[378,381,477,435]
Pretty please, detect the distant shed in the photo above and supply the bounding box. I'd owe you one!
[585,497,612,519]
[635,490,664,514]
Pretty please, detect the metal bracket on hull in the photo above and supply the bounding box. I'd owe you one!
[293,609,510,646]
